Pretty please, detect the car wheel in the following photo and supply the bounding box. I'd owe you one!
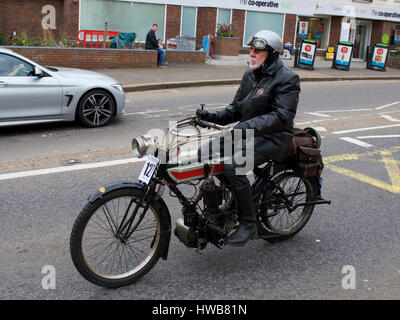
[78,90,116,128]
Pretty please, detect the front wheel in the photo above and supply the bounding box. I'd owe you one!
[256,171,318,241]
[77,89,115,128]
[70,188,164,288]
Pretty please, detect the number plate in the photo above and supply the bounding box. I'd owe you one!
[138,155,159,185]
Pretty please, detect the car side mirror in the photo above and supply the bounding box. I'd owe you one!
[34,66,45,78]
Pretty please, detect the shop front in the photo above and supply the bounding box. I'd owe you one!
[315,1,400,61]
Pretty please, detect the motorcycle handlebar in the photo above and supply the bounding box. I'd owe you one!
[170,116,231,138]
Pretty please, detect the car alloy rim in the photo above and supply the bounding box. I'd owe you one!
[83,93,113,126]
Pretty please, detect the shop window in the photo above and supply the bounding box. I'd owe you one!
[181,7,197,37]
[80,0,165,43]
[390,24,400,57]
[244,11,284,47]
[217,9,231,27]
[296,17,329,49]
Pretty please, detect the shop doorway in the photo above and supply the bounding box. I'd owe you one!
[350,21,371,60]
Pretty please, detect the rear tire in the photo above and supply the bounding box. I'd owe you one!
[256,171,318,241]
[70,188,164,288]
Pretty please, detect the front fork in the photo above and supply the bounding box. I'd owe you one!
[116,181,155,243]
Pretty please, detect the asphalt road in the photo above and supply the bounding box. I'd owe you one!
[0,80,400,300]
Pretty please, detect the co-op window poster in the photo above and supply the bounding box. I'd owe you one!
[394,30,400,44]
[299,42,316,65]
[335,44,352,66]
[298,21,308,38]
[371,46,388,67]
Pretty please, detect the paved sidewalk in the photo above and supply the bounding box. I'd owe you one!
[96,56,400,92]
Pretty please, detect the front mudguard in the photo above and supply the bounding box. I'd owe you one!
[88,182,172,260]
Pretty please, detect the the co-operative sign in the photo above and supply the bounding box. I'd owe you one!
[244,0,279,8]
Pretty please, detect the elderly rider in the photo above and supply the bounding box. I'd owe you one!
[196,30,301,246]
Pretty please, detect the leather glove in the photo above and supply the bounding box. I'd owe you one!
[196,109,213,121]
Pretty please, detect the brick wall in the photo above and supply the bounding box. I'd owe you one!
[371,20,392,45]
[232,9,245,47]
[329,16,342,47]
[165,50,206,63]
[0,0,78,44]
[213,37,241,56]
[62,0,80,40]
[283,14,296,48]
[196,7,217,50]
[387,57,400,69]
[7,46,205,69]
[166,5,181,43]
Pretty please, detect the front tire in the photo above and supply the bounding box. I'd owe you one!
[77,89,115,128]
[70,188,164,288]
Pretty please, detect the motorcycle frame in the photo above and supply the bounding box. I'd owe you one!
[113,117,331,247]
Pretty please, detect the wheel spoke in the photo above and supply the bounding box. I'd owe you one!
[88,95,97,107]
[83,108,95,116]
[98,96,109,107]
[98,109,112,117]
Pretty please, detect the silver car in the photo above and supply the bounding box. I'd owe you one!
[0,47,125,128]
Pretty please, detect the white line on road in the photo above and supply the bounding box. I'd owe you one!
[380,114,400,122]
[310,108,373,113]
[295,119,331,125]
[332,123,400,134]
[304,112,331,118]
[339,137,373,148]
[314,127,327,132]
[356,135,400,139]
[0,158,145,182]
[375,101,400,110]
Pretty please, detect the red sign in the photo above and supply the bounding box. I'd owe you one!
[377,48,384,55]
[305,45,311,52]
[341,47,348,53]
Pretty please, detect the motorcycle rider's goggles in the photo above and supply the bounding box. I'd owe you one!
[247,36,268,51]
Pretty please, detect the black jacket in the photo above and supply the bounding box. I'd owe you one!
[145,29,158,50]
[210,57,300,161]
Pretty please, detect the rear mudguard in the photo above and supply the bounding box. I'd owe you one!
[253,160,321,197]
[88,182,171,260]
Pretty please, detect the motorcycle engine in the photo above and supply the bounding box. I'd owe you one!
[201,177,225,214]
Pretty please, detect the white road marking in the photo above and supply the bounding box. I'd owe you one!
[356,135,400,139]
[314,108,373,113]
[314,127,327,132]
[295,119,331,125]
[339,137,373,148]
[304,112,331,118]
[0,158,145,182]
[332,123,400,135]
[375,101,400,110]
[380,114,400,122]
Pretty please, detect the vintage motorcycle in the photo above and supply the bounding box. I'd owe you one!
[70,112,330,288]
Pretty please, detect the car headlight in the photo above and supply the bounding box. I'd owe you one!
[112,83,124,92]
[132,135,158,158]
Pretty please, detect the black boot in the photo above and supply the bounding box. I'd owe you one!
[223,184,257,246]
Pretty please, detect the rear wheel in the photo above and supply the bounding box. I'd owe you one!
[70,188,163,288]
[256,171,317,240]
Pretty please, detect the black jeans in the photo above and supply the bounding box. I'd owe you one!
[197,135,270,188]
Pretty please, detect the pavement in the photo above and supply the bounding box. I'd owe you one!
[96,55,400,92]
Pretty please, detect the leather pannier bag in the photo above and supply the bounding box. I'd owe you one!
[289,129,324,178]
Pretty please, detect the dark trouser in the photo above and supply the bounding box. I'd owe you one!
[197,135,270,188]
